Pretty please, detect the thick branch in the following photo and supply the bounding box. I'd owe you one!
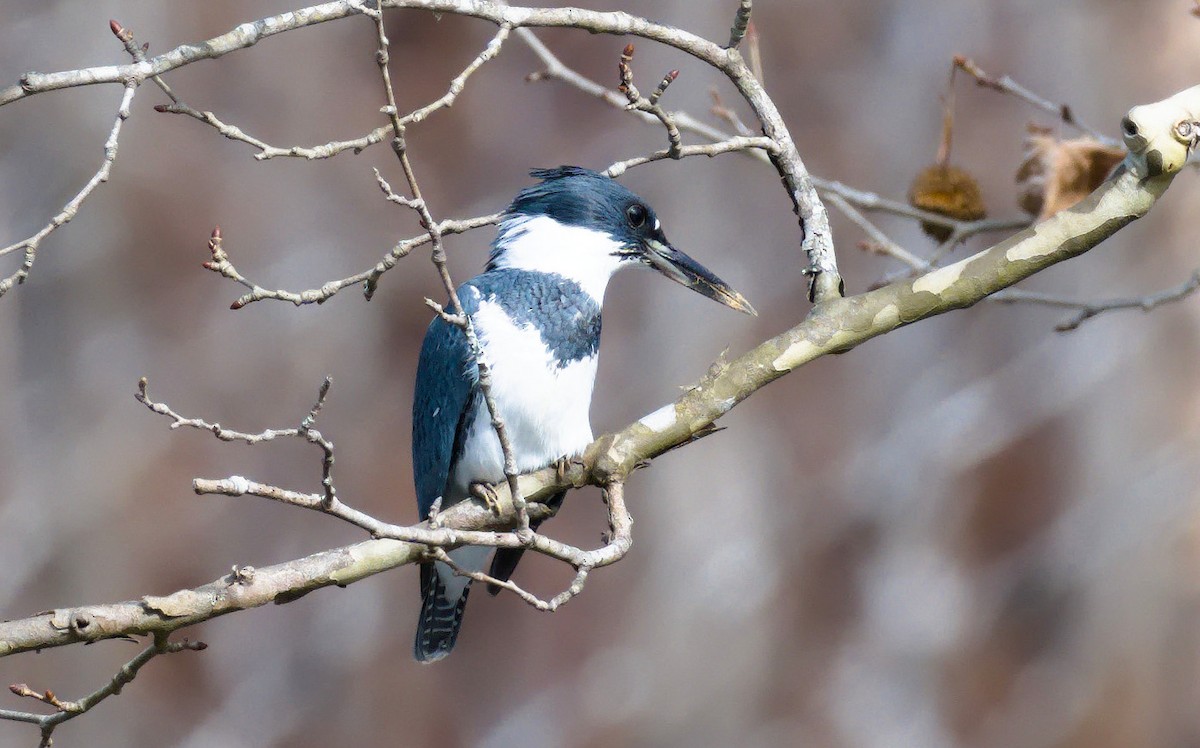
[0,484,555,658]
[2,107,1188,657]
[495,152,1185,500]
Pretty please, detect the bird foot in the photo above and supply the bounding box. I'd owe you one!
[470,482,501,514]
[554,456,573,485]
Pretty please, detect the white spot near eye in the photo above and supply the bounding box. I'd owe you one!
[653,218,661,231]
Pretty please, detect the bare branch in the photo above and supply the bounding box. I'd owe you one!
[603,135,777,177]
[200,215,502,308]
[828,193,930,272]
[2,634,205,746]
[400,23,511,126]
[726,0,753,48]
[991,268,1200,331]
[6,1,847,302]
[518,27,1028,266]
[432,547,594,612]
[155,24,510,161]
[0,118,1190,658]
[373,167,422,209]
[428,480,628,612]
[953,55,1118,147]
[0,82,136,296]
[368,7,532,539]
[138,376,339,505]
[617,44,683,156]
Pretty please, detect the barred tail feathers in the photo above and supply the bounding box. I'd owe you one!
[413,545,491,662]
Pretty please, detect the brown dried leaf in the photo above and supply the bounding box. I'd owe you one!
[908,164,987,242]
[1016,125,1126,221]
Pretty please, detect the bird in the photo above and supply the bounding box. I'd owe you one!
[412,166,755,662]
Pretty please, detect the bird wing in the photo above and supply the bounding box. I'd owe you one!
[412,289,481,520]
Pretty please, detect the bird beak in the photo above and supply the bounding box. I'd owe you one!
[642,238,757,316]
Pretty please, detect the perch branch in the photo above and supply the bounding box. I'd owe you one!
[5,83,1195,662]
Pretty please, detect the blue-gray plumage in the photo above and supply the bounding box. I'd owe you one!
[412,166,754,662]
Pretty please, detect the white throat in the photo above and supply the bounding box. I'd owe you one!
[490,215,627,303]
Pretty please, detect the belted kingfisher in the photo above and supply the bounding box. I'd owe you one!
[412,166,754,662]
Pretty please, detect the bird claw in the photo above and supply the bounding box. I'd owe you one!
[471,482,501,514]
[554,456,573,483]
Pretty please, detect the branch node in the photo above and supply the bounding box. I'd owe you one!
[726,0,754,48]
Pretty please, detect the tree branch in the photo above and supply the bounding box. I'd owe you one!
[5,83,1196,662]
[0,82,136,297]
[3,634,205,747]
[3,4,1199,742]
[0,0,843,303]
[953,55,1117,147]
[992,267,1200,331]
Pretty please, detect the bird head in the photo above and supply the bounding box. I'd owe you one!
[488,166,756,315]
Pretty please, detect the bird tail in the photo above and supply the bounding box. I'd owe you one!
[414,561,470,662]
[487,490,566,595]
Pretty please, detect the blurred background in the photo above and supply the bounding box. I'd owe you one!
[2,1,1200,746]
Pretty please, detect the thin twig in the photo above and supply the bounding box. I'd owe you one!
[617,44,682,157]
[709,88,755,137]
[369,7,532,538]
[139,377,580,559]
[429,480,630,611]
[137,377,338,505]
[727,0,753,49]
[200,214,501,308]
[603,135,777,177]
[953,55,1118,147]
[519,29,1024,233]
[2,634,205,745]
[519,30,1030,260]
[138,363,625,612]
[992,269,1200,331]
[430,547,594,612]
[153,24,510,161]
[828,193,930,272]
[0,82,136,296]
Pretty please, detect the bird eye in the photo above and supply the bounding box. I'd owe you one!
[626,204,648,228]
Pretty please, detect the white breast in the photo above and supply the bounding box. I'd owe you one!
[448,297,597,498]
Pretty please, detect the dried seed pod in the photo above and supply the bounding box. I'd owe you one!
[907,164,987,241]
